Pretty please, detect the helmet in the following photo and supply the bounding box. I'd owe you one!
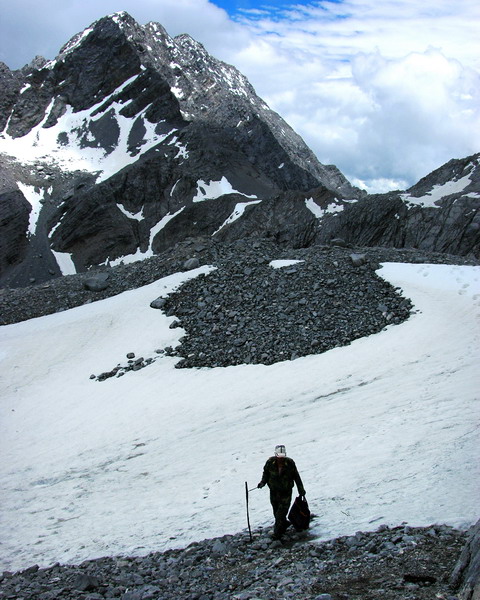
[274,445,286,457]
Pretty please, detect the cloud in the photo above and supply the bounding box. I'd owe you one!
[348,50,480,184]
[275,48,480,192]
[224,0,480,190]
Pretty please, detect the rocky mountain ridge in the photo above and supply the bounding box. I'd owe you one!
[314,154,480,255]
[0,12,479,289]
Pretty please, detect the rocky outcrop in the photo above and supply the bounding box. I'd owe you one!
[0,189,30,273]
[47,122,278,271]
[314,153,480,258]
[0,62,24,132]
[213,188,333,248]
[451,519,480,600]
[0,524,467,600]
[314,193,480,257]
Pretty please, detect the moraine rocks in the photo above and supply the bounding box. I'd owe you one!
[0,523,468,600]
[161,243,414,368]
[0,239,478,372]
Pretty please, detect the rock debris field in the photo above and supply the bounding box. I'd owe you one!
[1,239,477,375]
[0,524,467,600]
[160,248,413,369]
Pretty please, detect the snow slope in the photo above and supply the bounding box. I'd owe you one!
[0,263,479,571]
[0,75,183,183]
[401,173,474,207]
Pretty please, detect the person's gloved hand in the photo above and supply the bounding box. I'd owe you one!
[300,489,306,497]
[257,482,265,488]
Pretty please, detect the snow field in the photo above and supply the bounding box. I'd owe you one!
[0,75,180,182]
[0,262,479,571]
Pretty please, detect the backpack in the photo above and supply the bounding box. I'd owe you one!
[288,495,311,531]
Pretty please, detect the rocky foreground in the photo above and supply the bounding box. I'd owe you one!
[0,523,470,600]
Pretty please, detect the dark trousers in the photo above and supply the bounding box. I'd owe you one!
[270,489,292,538]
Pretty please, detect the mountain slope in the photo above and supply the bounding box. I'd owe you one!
[0,257,478,571]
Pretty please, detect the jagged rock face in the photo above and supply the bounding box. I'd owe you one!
[1,10,350,195]
[314,154,480,258]
[214,188,337,248]
[0,189,30,274]
[0,62,24,133]
[47,122,279,270]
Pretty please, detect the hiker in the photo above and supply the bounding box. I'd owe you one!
[257,444,306,540]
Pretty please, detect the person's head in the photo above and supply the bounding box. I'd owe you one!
[274,444,286,459]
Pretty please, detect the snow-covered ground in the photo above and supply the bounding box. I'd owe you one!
[0,262,479,572]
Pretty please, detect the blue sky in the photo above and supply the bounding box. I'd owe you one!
[211,0,263,11]
[212,0,320,13]
[1,0,479,191]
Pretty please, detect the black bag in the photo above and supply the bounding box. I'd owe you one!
[288,495,310,531]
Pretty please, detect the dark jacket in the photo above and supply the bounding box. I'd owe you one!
[260,456,305,495]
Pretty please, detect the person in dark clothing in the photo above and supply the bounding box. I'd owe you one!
[257,444,306,540]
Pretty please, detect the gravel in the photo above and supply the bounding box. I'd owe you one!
[0,523,467,600]
[161,244,414,368]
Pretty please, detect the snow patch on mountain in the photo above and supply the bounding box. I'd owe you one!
[108,207,186,267]
[213,200,262,234]
[269,259,304,269]
[401,173,474,208]
[51,250,77,275]
[193,177,258,202]
[0,75,180,184]
[167,136,188,160]
[60,27,94,58]
[305,197,346,219]
[19,83,31,95]
[17,182,44,235]
[116,204,144,221]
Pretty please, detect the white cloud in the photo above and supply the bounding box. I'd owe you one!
[223,0,480,190]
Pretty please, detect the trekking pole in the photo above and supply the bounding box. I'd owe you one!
[245,482,253,542]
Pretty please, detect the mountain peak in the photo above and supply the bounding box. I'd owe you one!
[107,10,134,23]
[56,11,141,61]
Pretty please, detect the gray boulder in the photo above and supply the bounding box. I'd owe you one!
[73,573,100,591]
[451,519,480,600]
[183,257,200,270]
[83,272,110,291]
[350,252,367,267]
[150,297,167,309]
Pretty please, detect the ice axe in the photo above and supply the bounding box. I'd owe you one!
[245,482,258,542]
